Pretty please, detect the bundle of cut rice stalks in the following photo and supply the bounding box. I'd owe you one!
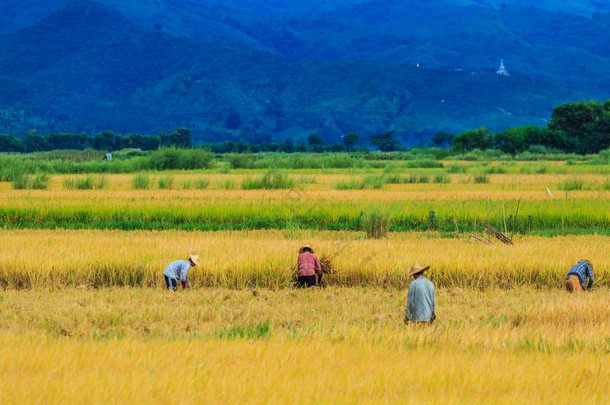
[319,253,336,275]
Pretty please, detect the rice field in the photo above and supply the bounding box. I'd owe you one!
[0,159,608,403]
[1,288,609,403]
[0,229,608,289]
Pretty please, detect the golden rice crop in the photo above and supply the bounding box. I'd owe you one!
[0,229,607,289]
[0,287,608,404]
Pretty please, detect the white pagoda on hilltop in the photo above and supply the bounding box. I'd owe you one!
[497,59,510,76]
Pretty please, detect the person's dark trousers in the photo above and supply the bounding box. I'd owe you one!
[164,275,177,291]
[297,275,316,288]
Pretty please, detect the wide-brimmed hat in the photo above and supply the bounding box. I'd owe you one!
[299,245,314,254]
[188,252,201,266]
[580,259,593,269]
[408,263,430,277]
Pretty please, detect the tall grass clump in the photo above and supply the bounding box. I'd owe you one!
[446,164,467,173]
[404,173,430,184]
[241,170,296,190]
[219,178,236,190]
[473,173,489,183]
[63,175,107,190]
[484,165,507,174]
[132,173,151,189]
[559,178,586,191]
[194,178,210,189]
[361,174,385,189]
[360,210,391,239]
[334,175,385,190]
[11,172,49,189]
[433,173,450,184]
[334,177,365,190]
[589,148,610,165]
[157,175,175,190]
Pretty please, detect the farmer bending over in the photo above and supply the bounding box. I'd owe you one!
[163,253,200,291]
[297,245,322,288]
[404,263,436,325]
[565,260,594,293]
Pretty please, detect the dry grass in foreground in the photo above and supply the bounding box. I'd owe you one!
[0,287,608,404]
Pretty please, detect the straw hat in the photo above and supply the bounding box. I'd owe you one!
[580,259,593,269]
[299,245,314,254]
[188,252,201,266]
[408,263,430,277]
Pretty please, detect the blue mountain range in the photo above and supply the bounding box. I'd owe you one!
[0,0,608,145]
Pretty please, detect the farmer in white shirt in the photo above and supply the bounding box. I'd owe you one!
[163,253,200,290]
[404,263,436,325]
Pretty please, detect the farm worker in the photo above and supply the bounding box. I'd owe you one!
[296,245,322,288]
[404,263,436,325]
[163,253,200,291]
[565,260,594,293]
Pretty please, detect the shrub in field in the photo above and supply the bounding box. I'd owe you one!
[241,170,296,190]
[226,153,255,169]
[360,210,391,239]
[181,180,192,189]
[133,173,151,189]
[473,173,489,183]
[148,148,214,170]
[157,175,175,190]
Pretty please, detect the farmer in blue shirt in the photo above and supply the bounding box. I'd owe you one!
[404,263,436,325]
[565,260,594,293]
[163,253,200,291]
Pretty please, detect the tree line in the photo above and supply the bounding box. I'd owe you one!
[0,128,193,153]
[0,101,609,154]
[439,100,610,154]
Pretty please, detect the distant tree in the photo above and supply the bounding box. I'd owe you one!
[0,133,25,152]
[307,133,323,146]
[451,127,495,152]
[91,130,122,151]
[46,132,88,150]
[307,133,324,152]
[343,132,359,151]
[295,142,307,152]
[25,130,50,152]
[169,128,193,148]
[330,142,345,152]
[370,130,400,152]
[548,101,610,153]
[430,131,454,148]
[281,139,294,153]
